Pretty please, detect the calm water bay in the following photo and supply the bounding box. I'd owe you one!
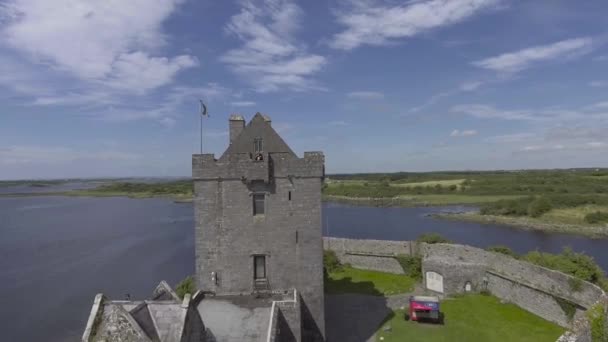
[0,196,606,341]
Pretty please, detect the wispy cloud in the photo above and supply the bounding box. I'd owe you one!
[459,81,483,91]
[230,101,256,107]
[593,55,608,62]
[97,83,231,125]
[450,129,477,137]
[347,91,384,100]
[327,120,349,126]
[485,133,536,144]
[221,0,326,92]
[0,145,140,165]
[452,100,608,124]
[0,0,197,94]
[589,80,608,87]
[517,142,607,154]
[330,0,500,50]
[472,37,594,73]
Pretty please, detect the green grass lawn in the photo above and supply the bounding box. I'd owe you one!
[325,267,416,296]
[375,295,564,342]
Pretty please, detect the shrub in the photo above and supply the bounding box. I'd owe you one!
[324,250,343,273]
[568,277,583,292]
[585,212,608,224]
[523,247,605,285]
[480,198,531,216]
[556,298,577,322]
[395,254,422,280]
[175,276,196,299]
[587,303,607,342]
[417,233,450,244]
[527,197,552,217]
[486,245,518,258]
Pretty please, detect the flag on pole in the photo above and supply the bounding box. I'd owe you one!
[200,100,208,117]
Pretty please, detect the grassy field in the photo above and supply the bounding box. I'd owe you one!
[391,179,466,189]
[542,205,608,225]
[325,266,416,296]
[375,295,564,342]
[438,211,608,238]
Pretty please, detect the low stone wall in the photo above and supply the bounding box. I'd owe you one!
[323,237,415,274]
[267,290,301,342]
[324,237,606,329]
[323,237,415,256]
[557,295,608,342]
[422,244,604,309]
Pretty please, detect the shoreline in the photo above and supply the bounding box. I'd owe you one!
[4,191,606,237]
[0,191,194,203]
[434,212,608,239]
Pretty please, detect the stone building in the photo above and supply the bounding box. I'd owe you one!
[192,113,325,341]
[82,281,206,342]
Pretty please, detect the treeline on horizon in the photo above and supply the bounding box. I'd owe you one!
[324,169,608,196]
[324,169,608,224]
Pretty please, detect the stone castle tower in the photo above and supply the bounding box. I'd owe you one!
[192,113,325,340]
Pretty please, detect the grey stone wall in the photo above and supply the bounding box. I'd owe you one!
[323,237,416,274]
[267,291,302,342]
[422,243,604,308]
[324,237,606,329]
[487,272,586,327]
[557,295,608,342]
[323,237,415,256]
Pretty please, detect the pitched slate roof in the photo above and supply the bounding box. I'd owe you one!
[83,281,204,342]
[220,112,296,160]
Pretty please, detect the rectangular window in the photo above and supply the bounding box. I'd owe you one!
[254,255,266,279]
[254,138,263,153]
[288,191,292,201]
[253,193,265,215]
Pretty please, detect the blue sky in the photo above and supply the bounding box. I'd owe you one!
[1,0,608,179]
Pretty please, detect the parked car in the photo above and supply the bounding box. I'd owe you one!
[405,295,444,324]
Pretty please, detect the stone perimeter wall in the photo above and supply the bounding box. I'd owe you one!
[323,237,605,330]
[323,238,415,274]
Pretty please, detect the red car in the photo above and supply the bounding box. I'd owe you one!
[405,296,444,324]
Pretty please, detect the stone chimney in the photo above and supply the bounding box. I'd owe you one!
[229,114,245,145]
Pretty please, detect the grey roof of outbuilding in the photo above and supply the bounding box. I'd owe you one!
[220,112,296,160]
[83,281,203,342]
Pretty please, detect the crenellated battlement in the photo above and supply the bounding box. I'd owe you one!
[192,151,324,182]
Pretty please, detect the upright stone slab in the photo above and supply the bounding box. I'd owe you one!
[192,113,325,341]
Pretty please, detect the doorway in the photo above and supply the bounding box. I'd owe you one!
[254,255,266,280]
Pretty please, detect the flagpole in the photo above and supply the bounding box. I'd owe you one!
[199,100,209,155]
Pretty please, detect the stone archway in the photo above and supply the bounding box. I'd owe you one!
[464,281,472,292]
[425,271,444,293]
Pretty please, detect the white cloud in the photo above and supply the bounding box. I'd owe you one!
[0,145,140,165]
[518,142,607,154]
[98,83,231,125]
[347,91,384,100]
[231,101,257,107]
[450,129,477,137]
[0,0,195,94]
[330,0,500,50]
[589,80,608,87]
[485,133,536,144]
[450,104,596,122]
[459,81,483,91]
[472,37,594,73]
[328,120,349,126]
[221,0,326,92]
[593,55,608,62]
